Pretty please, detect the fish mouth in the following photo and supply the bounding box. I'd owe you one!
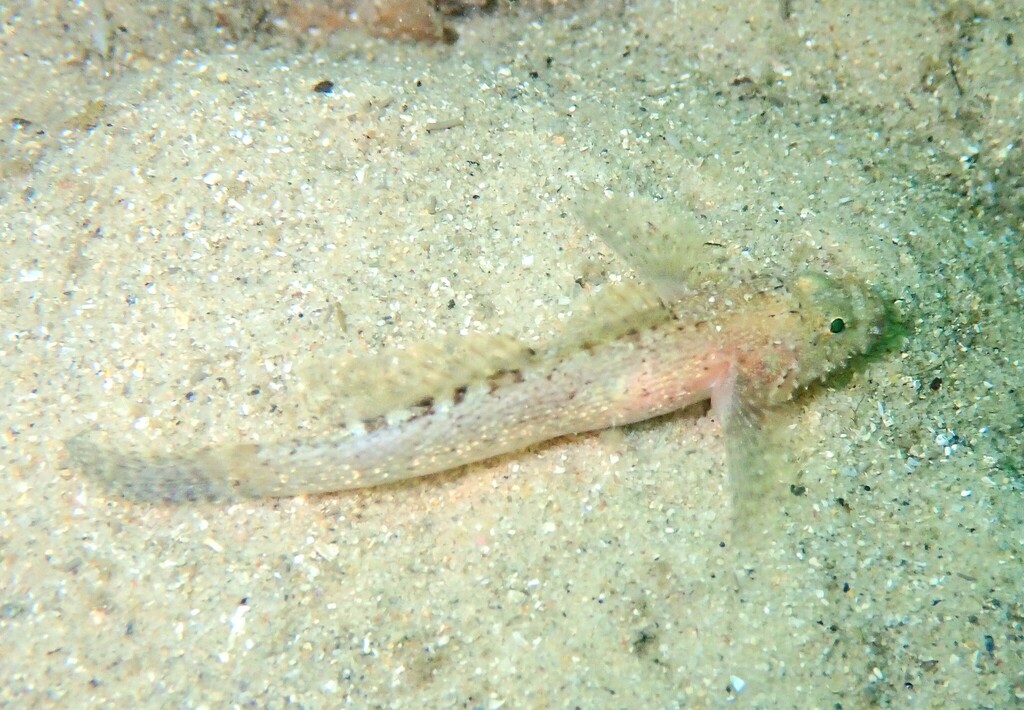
[848,278,888,342]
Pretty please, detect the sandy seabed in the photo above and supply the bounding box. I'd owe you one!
[1,1,1021,707]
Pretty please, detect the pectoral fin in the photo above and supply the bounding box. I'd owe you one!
[721,380,793,547]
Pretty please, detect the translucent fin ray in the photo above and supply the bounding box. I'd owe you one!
[549,281,670,356]
[578,192,728,303]
[298,333,534,421]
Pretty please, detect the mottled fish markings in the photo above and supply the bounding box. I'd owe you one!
[66,195,885,505]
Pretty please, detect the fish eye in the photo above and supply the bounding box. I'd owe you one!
[829,318,846,334]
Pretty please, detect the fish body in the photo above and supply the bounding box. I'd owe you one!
[67,269,884,503]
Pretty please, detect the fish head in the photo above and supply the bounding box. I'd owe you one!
[789,271,887,388]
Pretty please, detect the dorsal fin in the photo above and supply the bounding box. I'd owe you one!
[578,192,729,305]
[548,280,670,356]
[298,333,534,422]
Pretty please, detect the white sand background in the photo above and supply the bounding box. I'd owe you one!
[2,0,1021,706]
